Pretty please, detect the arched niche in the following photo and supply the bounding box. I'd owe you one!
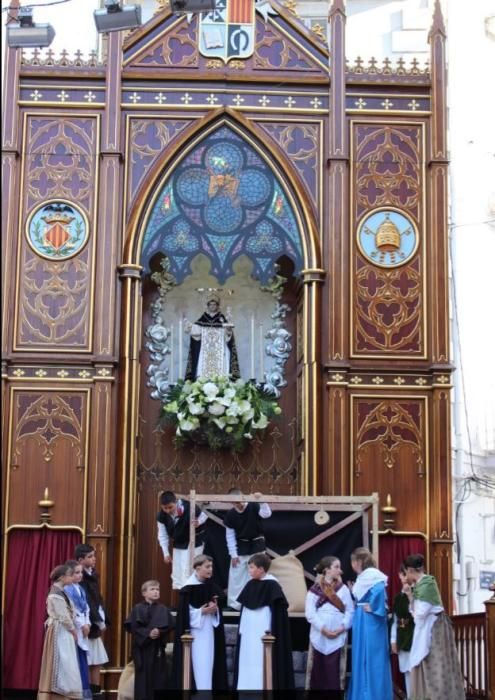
[118,114,323,604]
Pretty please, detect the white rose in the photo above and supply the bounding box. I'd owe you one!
[209,402,226,416]
[226,402,242,416]
[179,418,198,432]
[203,382,219,399]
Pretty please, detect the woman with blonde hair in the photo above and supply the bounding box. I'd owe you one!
[347,547,392,700]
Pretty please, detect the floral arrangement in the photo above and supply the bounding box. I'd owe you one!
[161,376,281,451]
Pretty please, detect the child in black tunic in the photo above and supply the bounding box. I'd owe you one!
[124,580,171,700]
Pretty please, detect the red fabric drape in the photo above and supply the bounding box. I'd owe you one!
[3,528,81,690]
[379,534,426,602]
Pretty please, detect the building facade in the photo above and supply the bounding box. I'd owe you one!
[1,0,454,689]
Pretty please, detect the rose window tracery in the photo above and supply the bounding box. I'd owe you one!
[141,125,303,283]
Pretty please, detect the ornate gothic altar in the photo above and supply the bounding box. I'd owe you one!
[1,0,452,689]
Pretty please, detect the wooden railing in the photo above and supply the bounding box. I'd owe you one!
[452,612,487,699]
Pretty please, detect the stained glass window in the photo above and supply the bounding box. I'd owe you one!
[141,125,303,283]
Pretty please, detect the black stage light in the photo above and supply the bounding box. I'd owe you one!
[7,7,55,49]
[94,0,142,33]
[170,0,216,13]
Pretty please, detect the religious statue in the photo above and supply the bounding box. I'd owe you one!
[184,293,240,381]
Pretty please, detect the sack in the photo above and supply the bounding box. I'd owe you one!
[117,661,135,700]
[269,552,307,612]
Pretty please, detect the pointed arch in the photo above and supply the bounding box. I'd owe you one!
[123,107,321,274]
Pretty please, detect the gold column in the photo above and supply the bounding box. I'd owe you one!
[112,263,143,665]
[302,269,325,495]
[427,0,453,610]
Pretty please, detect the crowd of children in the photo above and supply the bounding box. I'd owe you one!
[38,545,109,700]
[38,492,465,700]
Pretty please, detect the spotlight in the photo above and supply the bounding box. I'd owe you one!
[170,0,216,13]
[93,0,142,33]
[6,7,55,49]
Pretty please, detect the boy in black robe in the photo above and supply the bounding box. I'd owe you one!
[75,543,109,697]
[172,554,228,691]
[124,580,171,700]
[235,553,294,690]
[156,490,207,591]
[224,488,272,609]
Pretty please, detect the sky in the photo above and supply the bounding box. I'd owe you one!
[1,0,99,55]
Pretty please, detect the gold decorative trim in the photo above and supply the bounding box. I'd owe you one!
[19,101,105,108]
[349,118,428,360]
[347,108,430,116]
[350,393,429,542]
[4,385,91,535]
[119,110,323,645]
[122,15,184,68]
[121,86,328,96]
[127,113,320,272]
[255,116,324,232]
[346,91,430,98]
[377,528,427,537]
[2,386,90,615]
[21,82,106,89]
[5,522,84,534]
[123,114,206,223]
[120,103,328,115]
[13,111,101,354]
[266,14,330,67]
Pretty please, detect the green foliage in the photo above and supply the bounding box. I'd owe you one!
[161,376,281,452]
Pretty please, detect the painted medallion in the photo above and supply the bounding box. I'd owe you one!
[26,200,89,260]
[357,207,419,268]
[199,0,256,63]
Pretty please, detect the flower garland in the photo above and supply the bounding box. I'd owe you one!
[161,376,281,451]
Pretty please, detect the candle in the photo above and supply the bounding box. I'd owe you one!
[250,315,255,379]
[259,323,264,381]
[179,319,183,379]
[169,324,174,384]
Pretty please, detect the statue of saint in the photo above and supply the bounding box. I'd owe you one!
[184,294,240,381]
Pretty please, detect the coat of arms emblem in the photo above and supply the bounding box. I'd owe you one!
[199,0,256,62]
[357,208,419,268]
[26,200,89,260]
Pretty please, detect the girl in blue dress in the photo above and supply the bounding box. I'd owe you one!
[64,560,92,700]
[347,547,392,700]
